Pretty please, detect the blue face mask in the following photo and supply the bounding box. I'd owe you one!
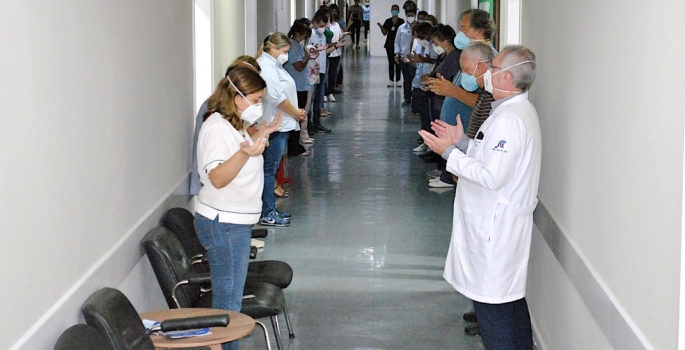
[454,31,471,50]
[459,61,488,92]
[391,10,399,16]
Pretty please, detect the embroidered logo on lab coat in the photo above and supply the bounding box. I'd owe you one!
[493,140,507,153]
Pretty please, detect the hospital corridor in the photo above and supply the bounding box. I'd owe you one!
[2,1,685,350]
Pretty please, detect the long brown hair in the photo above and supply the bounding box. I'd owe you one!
[203,67,266,130]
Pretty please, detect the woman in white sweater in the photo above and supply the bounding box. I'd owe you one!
[195,66,280,350]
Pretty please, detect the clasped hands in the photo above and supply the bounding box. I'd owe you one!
[241,113,283,156]
[417,116,465,156]
[426,73,459,97]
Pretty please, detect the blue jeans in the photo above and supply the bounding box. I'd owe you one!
[472,298,533,350]
[261,131,288,216]
[194,214,253,350]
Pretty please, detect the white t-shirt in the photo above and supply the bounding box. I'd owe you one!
[328,21,343,57]
[309,29,327,72]
[196,113,264,224]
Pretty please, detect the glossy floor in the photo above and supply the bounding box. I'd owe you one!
[240,47,484,350]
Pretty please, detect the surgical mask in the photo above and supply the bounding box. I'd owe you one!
[365,2,370,5]
[391,10,399,16]
[277,52,289,65]
[453,31,472,50]
[483,60,535,94]
[418,39,429,48]
[459,61,488,92]
[317,27,326,35]
[407,16,415,23]
[432,44,444,55]
[228,76,263,125]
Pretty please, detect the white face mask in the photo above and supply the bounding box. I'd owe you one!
[432,44,444,55]
[277,52,289,65]
[317,27,326,35]
[228,76,263,125]
[418,39,429,48]
[483,60,535,94]
[406,16,415,23]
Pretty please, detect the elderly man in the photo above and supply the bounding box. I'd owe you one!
[429,42,496,189]
[419,45,540,350]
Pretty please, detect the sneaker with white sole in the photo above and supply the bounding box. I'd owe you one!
[328,94,336,102]
[324,96,328,102]
[387,80,395,87]
[428,179,456,188]
[259,211,290,227]
[413,143,428,152]
[396,81,403,87]
[274,209,291,220]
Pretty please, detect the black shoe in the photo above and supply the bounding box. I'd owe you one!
[401,99,411,107]
[315,125,332,133]
[464,323,480,336]
[416,136,424,145]
[463,312,477,323]
[420,152,440,163]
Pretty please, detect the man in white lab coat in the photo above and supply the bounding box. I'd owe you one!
[419,45,540,350]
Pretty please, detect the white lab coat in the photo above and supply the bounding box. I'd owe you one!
[443,92,541,304]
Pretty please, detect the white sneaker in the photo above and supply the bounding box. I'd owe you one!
[328,94,336,102]
[396,81,403,87]
[324,95,328,102]
[429,179,456,188]
[413,143,428,152]
[387,80,395,87]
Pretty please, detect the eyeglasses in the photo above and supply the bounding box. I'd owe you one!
[488,62,502,71]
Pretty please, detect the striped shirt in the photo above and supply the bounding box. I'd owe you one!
[465,91,495,139]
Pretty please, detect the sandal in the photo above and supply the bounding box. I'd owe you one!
[274,185,289,198]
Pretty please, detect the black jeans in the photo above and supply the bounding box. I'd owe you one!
[385,47,401,81]
[472,298,533,350]
[399,61,416,102]
[350,19,361,44]
[326,56,341,95]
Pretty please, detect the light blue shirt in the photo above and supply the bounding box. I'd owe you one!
[284,39,310,92]
[362,4,370,21]
[394,22,413,57]
[257,53,299,132]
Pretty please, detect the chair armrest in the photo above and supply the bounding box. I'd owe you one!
[171,273,212,308]
[160,314,229,332]
[251,228,268,239]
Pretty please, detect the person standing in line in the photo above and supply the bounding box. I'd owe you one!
[195,67,281,350]
[284,20,315,156]
[378,4,404,88]
[348,0,363,49]
[361,1,371,45]
[190,56,261,197]
[256,32,306,227]
[394,1,417,106]
[308,14,334,133]
[420,45,540,350]
[325,6,345,104]
[330,4,347,90]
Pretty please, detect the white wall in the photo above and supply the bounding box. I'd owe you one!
[0,1,194,348]
[523,0,685,349]
[214,0,246,84]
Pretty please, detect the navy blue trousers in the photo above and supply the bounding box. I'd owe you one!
[472,298,533,350]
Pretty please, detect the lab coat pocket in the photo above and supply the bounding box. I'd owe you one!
[475,204,501,242]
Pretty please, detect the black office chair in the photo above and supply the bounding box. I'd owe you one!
[161,208,294,290]
[81,287,220,350]
[54,324,115,350]
[142,227,285,349]
[161,208,294,335]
